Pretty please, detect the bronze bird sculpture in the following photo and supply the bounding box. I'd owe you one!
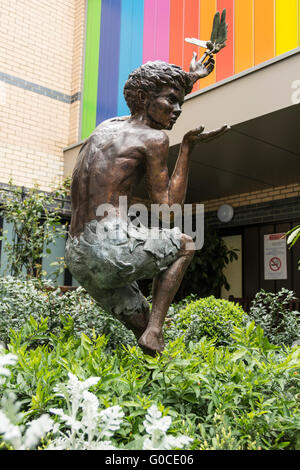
[186,9,228,75]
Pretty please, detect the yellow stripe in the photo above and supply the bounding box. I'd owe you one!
[299,0,300,45]
[275,0,298,55]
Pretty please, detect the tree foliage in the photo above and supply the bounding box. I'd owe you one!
[0,180,69,279]
[175,225,238,300]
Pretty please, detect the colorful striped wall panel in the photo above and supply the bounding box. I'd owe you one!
[81,0,300,139]
[199,0,216,89]
[81,0,101,140]
[275,0,298,56]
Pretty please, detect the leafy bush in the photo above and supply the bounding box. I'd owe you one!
[175,225,239,300]
[286,225,300,249]
[165,296,248,346]
[1,278,299,450]
[286,225,300,271]
[0,348,192,450]
[0,276,135,350]
[0,318,300,450]
[248,289,300,347]
[0,181,69,279]
[0,277,247,352]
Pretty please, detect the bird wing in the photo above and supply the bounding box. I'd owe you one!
[210,12,220,43]
[217,9,228,45]
[185,38,208,49]
[210,10,228,46]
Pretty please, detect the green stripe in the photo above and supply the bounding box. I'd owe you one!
[81,0,102,140]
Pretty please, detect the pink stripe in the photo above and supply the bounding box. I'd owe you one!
[156,0,170,61]
[143,0,170,63]
[143,0,156,63]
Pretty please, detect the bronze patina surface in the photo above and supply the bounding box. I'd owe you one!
[66,49,228,355]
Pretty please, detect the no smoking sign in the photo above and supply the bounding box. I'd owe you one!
[264,234,287,280]
[269,256,282,272]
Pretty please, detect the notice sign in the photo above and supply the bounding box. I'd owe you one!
[264,233,287,280]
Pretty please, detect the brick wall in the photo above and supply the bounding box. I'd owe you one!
[201,183,300,212]
[69,0,86,144]
[0,0,86,191]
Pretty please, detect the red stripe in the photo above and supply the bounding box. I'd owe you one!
[169,0,184,66]
[216,0,234,81]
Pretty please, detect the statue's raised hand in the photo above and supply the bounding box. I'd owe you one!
[190,52,215,79]
[183,125,230,150]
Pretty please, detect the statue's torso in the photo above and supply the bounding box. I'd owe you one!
[69,119,158,236]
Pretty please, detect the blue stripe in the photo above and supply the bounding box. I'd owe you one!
[96,0,122,125]
[117,0,144,116]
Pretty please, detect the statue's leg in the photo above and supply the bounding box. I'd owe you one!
[138,234,195,354]
[82,281,150,342]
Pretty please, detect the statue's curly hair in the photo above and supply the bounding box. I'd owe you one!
[124,61,193,115]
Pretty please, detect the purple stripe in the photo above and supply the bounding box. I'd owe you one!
[96,0,121,124]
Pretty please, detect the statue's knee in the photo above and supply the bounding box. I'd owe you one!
[180,234,195,257]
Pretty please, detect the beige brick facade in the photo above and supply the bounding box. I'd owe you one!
[201,183,300,213]
[0,0,86,191]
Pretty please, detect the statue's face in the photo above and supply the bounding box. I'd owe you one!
[146,86,184,130]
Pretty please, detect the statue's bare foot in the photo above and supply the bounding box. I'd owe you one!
[138,326,165,355]
[122,311,149,341]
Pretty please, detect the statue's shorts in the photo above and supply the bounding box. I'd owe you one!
[65,217,182,319]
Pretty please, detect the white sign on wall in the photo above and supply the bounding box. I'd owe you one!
[264,233,287,280]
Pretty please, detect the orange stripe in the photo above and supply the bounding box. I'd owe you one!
[199,0,217,89]
[169,0,184,67]
[254,0,275,65]
[235,0,254,74]
[183,0,200,92]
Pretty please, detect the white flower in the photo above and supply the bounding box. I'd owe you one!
[0,410,22,449]
[0,350,17,376]
[165,435,193,449]
[49,408,82,431]
[23,414,53,449]
[46,437,68,450]
[88,440,117,450]
[143,434,193,450]
[48,374,125,450]
[66,372,100,394]
[142,405,193,451]
[143,405,171,434]
[81,390,99,416]
[99,405,124,438]
[81,390,99,430]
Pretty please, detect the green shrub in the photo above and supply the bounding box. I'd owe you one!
[0,276,135,350]
[1,317,300,450]
[0,181,69,279]
[175,225,239,300]
[165,296,248,346]
[248,288,300,347]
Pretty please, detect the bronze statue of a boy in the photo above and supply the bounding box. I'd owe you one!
[65,56,228,355]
